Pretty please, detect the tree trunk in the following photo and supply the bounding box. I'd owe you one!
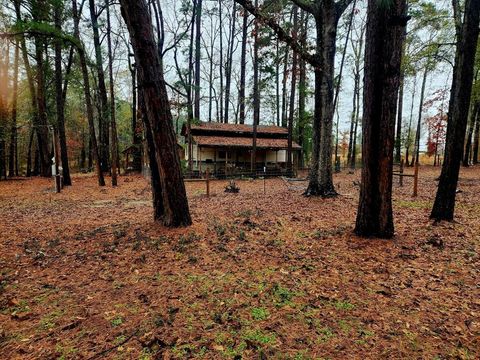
[473,107,480,163]
[208,14,215,122]
[355,0,407,238]
[395,23,407,163]
[251,0,259,173]
[128,56,142,172]
[431,0,480,221]
[106,0,119,186]
[139,90,164,220]
[411,65,428,166]
[120,0,192,227]
[463,101,478,166]
[239,9,248,125]
[89,0,110,173]
[287,6,299,176]
[9,40,19,178]
[395,70,405,162]
[218,0,224,123]
[0,43,7,180]
[187,1,196,171]
[298,13,308,169]
[305,7,338,197]
[276,39,281,127]
[194,0,202,122]
[54,4,72,186]
[224,3,237,124]
[32,0,51,177]
[73,0,105,186]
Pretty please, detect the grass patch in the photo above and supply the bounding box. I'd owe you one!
[251,307,269,321]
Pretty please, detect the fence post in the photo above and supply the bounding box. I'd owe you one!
[206,168,210,197]
[263,166,266,195]
[413,162,419,197]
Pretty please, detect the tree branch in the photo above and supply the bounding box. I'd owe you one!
[234,0,319,67]
[335,0,355,19]
[291,0,316,14]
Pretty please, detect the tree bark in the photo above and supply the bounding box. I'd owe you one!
[0,43,7,180]
[194,0,202,122]
[395,23,407,163]
[239,9,248,124]
[224,3,237,124]
[120,0,192,227]
[73,0,105,186]
[287,6,299,175]
[355,0,407,238]
[298,11,308,168]
[305,6,338,197]
[54,3,72,186]
[139,90,164,220]
[463,101,478,166]
[89,0,110,173]
[106,0,119,186]
[251,0,259,173]
[473,107,480,163]
[9,40,19,177]
[32,0,51,177]
[219,0,224,123]
[411,65,428,167]
[431,0,480,221]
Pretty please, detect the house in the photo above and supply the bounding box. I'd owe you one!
[181,122,302,177]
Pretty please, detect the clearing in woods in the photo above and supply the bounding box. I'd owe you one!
[0,167,479,359]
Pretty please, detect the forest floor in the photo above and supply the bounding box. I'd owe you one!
[0,166,479,360]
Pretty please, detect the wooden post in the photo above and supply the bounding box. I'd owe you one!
[199,146,202,174]
[52,127,61,193]
[263,166,266,195]
[413,162,419,197]
[400,158,404,187]
[214,150,217,176]
[206,168,210,197]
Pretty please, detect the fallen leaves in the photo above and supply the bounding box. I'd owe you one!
[0,167,479,359]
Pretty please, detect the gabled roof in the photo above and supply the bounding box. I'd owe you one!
[181,121,288,136]
[192,136,302,150]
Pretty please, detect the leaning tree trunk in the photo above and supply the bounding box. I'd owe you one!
[355,0,407,238]
[431,0,480,221]
[120,0,192,227]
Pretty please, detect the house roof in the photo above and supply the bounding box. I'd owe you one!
[193,135,302,150]
[182,122,288,136]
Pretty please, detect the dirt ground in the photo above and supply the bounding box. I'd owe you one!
[0,166,479,360]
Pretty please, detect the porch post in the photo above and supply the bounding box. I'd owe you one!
[214,149,217,176]
[199,146,202,174]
